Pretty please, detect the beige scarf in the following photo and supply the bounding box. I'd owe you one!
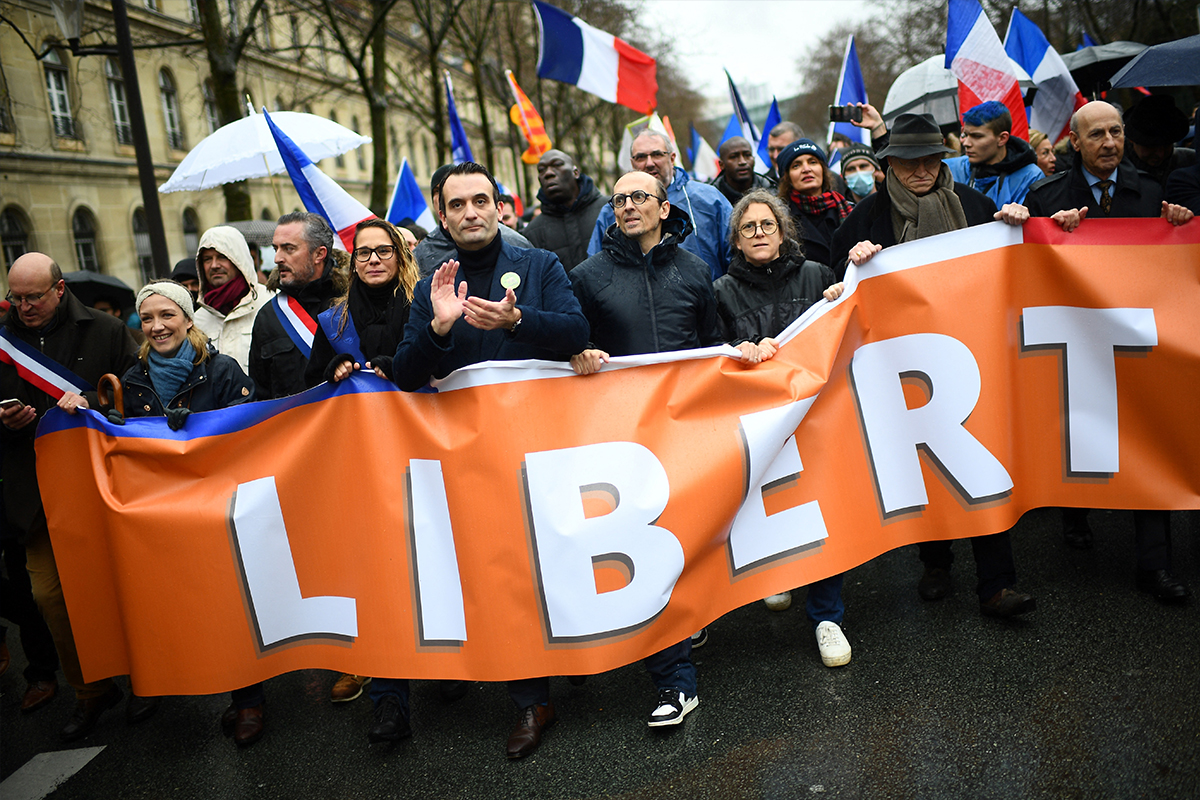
[887,164,968,243]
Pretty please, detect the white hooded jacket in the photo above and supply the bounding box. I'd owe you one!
[192,226,273,373]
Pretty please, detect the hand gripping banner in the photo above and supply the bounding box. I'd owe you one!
[35,219,1200,696]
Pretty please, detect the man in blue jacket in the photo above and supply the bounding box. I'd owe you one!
[945,101,1045,207]
[588,130,733,280]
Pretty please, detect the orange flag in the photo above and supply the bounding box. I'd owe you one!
[506,70,552,164]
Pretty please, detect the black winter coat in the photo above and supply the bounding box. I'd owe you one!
[248,266,340,399]
[829,178,997,279]
[123,347,255,419]
[570,208,721,356]
[713,246,835,342]
[1165,161,1200,214]
[523,175,608,271]
[784,198,845,270]
[1,289,138,538]
[1025,156,1164,219]
[711,172,777,206]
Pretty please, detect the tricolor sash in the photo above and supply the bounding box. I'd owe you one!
[316,306,365,364]
[0,326,94,400]
[270,294,317,359]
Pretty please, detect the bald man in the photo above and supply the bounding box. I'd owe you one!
[2,253,140,740]
[712,136,776,205]
[523,149,607,271]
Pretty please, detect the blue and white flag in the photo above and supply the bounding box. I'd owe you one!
[445,72,474,165]
[724,70,768,173]
[757,98,782,171]
[828,36,870,146]
[689,124,719,182]
[386,157,436,231]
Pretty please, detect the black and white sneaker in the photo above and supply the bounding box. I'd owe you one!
[647,688,698,727]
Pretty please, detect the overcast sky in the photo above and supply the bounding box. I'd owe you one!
[640,0,876,107]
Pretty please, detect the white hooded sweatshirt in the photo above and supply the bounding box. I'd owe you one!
[192,226,273,373]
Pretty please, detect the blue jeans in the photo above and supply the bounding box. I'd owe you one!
[805,573,845,630]
[368,677,411,718]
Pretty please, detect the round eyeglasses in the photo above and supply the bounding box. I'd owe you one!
[610,190,665,209]
[738,220,779,238]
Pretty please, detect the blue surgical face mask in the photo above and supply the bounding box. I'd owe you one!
[846,171,876,196]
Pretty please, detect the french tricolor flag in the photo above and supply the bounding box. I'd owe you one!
[532,0,657,114]
[1004,8,1085,142]
[264,108,374,252]
[946,0,1029,140]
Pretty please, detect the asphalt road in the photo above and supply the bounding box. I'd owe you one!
[3,508,1197,799]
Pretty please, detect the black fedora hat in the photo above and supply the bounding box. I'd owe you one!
[876,113,958,160]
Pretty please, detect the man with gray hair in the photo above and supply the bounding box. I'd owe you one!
[587,129,734,279]
[248,211,346,399]
[766,121,804,181]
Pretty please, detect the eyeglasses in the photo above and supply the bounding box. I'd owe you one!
[630,150,669,165]
[5,283,59,307]
[610,190,665,209]
[352,245,397,262]
[738,220,779,239]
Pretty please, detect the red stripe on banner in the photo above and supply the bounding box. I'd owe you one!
[614,37,657,113]
[1021,218,1199,247]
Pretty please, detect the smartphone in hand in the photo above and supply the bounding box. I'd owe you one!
[829,105,863,124]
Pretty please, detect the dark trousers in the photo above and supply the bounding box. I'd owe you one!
[369,677,410,717]
[918,532,1017,601]
[231,682,265,709]
[508,637,697,708]
[0,539,60,683]
[1064,508,1172,570]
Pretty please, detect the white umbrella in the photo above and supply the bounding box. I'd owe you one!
[883,54,1037,127]
[158,110,371,193]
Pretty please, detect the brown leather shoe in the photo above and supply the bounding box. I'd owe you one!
[330,674,371,703]
[506,702,555,759]
[22,679,58,713]
[61,684,123,741]
[980,588,1037,618]
[232,705,266,747]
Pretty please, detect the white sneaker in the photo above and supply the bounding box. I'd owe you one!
[763,591,792,611]
[647,689,698,727]
[815,621,851,667]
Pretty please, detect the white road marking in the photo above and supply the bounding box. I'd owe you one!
[0,747,105,800]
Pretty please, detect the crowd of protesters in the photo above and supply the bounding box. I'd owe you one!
[2,86,1197,761]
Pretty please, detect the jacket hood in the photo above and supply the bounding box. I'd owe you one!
[725,240,805,287]
[537,173,601,216]
[195,226,258,296]
[600,205,694,275]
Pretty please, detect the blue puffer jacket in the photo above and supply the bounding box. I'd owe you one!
[945,136,1045,207]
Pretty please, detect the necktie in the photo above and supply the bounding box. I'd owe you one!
[1097,180,1113,215]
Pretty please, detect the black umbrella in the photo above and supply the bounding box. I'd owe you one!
[1108,34,1200,89]
[62,271,136,313]
[1061,41,1147,96]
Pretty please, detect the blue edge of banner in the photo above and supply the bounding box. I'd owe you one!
[36,371,392,443]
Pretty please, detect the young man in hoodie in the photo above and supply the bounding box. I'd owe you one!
[523,149,607,271]
[945,101,1046,207]
[192,226,272,375]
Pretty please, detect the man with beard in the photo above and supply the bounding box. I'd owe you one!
[522,149,607,271]
[711,136,776,205]
[192,226,272,374]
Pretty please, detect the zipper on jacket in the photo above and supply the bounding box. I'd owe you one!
[644,268,660,353]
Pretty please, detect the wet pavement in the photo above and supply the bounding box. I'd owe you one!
[3,508,1197,799]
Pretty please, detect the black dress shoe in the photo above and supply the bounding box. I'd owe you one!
[232,705,265,747]
[918,567,952,601]
[438,680,470,702]
[1063,521,1094,550]
[61,684,123,741]
[506,703,555,759]
[368,695,412,743]
[126,694,160,724]
[980,588,1037,618]
[1136,569,1191,604]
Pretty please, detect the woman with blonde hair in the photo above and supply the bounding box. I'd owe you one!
[1028,129,1056,177]
[304,218,419,387]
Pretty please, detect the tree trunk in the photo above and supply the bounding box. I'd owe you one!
[196,0,251,221]
[429,50,447,165]
[369,22,389,215]
[471,67,494,170]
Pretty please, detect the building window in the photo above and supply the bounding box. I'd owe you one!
[352,116,365,170]
[183,208,200,255]
[43,50,76,139]
[259,2,273,50]
[316,30,328,71]
[105,58,133,146]
[188,0,199,23]
[145,0,159,11]
[1,206,31,268]
[0,63,14,133]
[159,69,185,150]
[203,80,220,134]
[132,208,154,282]
[227,0,240,36]
[290,16,302,61]
[330,110,345,168]
[73,208,100,272]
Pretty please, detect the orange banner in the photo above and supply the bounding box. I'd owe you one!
[36,219,1200,696]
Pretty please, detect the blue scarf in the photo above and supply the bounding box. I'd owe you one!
[146,338,196,405]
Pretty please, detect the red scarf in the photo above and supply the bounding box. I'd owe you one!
[203,270,250,316]
[789,189,854,222]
